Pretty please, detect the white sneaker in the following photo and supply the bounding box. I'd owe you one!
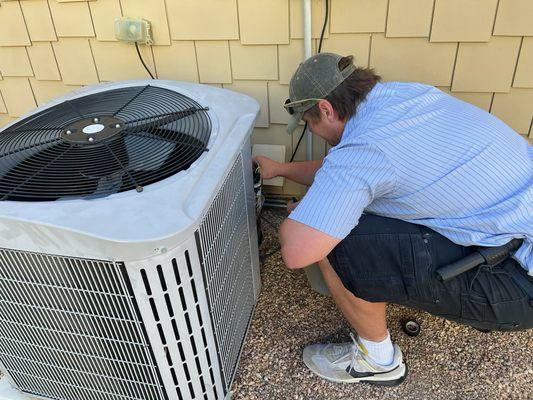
[302,333,407,386]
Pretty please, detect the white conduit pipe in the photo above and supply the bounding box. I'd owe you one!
[303,0,313,162]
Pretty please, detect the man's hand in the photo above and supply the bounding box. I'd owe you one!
[287,199,299,212]
[253,156,283,180]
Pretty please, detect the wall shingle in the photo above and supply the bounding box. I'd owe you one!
[0,47,33,77]
[89,0,122,41]
[152,42,199,82]
[491,89,533,135]
[493,0,533,37]
[0,114,16,128]
[91,40,155,81]
[48,0,95,38]
[229,42,278,80]
[514,38,533,88]
[0,92,7,114]
[20,0,57,42]
[120,0,171,45]
[166,0,239,40]
[27,42,61,81]
[268,82,290,124]
[430,0,498,42]
[0,77,37,117]
[370,35,456,86]
[0,2,31,46]
[223,81,269,128]
[0,115,17,129]
[195,41,232,84]
[452,37,521,92]
[52,39,99,85]
[330,0,388,34]
[238,0,289,45]
[386,0,433,38]
[29,78,82,106]
[321,34,370,66]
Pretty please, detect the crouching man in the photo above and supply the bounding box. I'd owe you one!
[254,53,533,386]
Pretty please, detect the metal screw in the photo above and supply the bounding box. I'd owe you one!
[93,117,99,123]
[88,137,95,143]
[66,130,72,135]
[114,123,121,128]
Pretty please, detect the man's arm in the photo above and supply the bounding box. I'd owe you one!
[254,156,322,186]
[279,218,341,269]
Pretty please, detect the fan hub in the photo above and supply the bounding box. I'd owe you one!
[61,115,124,144]
[82,124,105,134]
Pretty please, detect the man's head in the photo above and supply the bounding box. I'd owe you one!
[284,53,380,145]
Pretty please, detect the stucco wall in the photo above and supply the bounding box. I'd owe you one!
[0,0,531,195]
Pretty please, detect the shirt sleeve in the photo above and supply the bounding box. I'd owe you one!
[289,143,397,239]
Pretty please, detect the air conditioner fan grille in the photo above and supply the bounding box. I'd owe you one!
[0,85,211,202]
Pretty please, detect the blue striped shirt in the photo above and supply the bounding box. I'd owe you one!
[290,82,533,275]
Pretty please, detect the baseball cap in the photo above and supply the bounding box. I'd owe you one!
[284,52,356,134]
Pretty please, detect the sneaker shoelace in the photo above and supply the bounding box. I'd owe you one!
[347,332,368,374]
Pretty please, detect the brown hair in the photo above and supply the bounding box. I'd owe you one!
[305,55,381,122]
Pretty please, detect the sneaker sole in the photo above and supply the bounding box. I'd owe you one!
[368,364,408,387]
[305,362,408,386]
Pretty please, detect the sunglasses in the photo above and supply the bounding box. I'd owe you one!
[283,98,323,115]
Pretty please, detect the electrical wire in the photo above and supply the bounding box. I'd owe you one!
[135,42,155,79]
[317,0,329,54]
[289,0,329,162]
[259,214,282,263]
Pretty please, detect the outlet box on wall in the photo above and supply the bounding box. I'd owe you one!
[114,17,153,45]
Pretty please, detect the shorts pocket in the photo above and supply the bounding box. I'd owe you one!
[331,233,410,303]
[460,292,528,329]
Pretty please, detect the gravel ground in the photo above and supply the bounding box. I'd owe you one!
[232,208,533,400]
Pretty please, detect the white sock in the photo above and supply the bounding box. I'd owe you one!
[358,332,394,366]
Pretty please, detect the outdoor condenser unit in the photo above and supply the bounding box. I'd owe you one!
[0,81,261,400]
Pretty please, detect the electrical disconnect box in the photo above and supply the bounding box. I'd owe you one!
[114,17,153,44]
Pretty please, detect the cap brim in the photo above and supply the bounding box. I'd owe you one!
[286,111,303,135]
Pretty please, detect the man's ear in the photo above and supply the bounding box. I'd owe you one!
[317,100,336,122]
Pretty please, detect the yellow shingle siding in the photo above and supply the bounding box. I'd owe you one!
[0,0,530,194]
[430,0,498,43]
[386,0,433,38]
[27,42,62,81]
[20,0,57,42]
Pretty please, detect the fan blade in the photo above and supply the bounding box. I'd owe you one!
[125,107,206,132]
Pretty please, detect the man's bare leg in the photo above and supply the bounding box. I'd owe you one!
[301,258,405,383]
[317,257,388,342]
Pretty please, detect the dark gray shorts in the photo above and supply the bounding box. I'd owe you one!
[327,214,533,331]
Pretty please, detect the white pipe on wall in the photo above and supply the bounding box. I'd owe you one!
[303,0,313,161]
[303,0,312,60]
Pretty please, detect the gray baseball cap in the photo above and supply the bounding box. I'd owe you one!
[284,52,356,134]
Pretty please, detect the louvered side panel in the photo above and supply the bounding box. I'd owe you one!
[0,249,165,400]
[198,153,257,390]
